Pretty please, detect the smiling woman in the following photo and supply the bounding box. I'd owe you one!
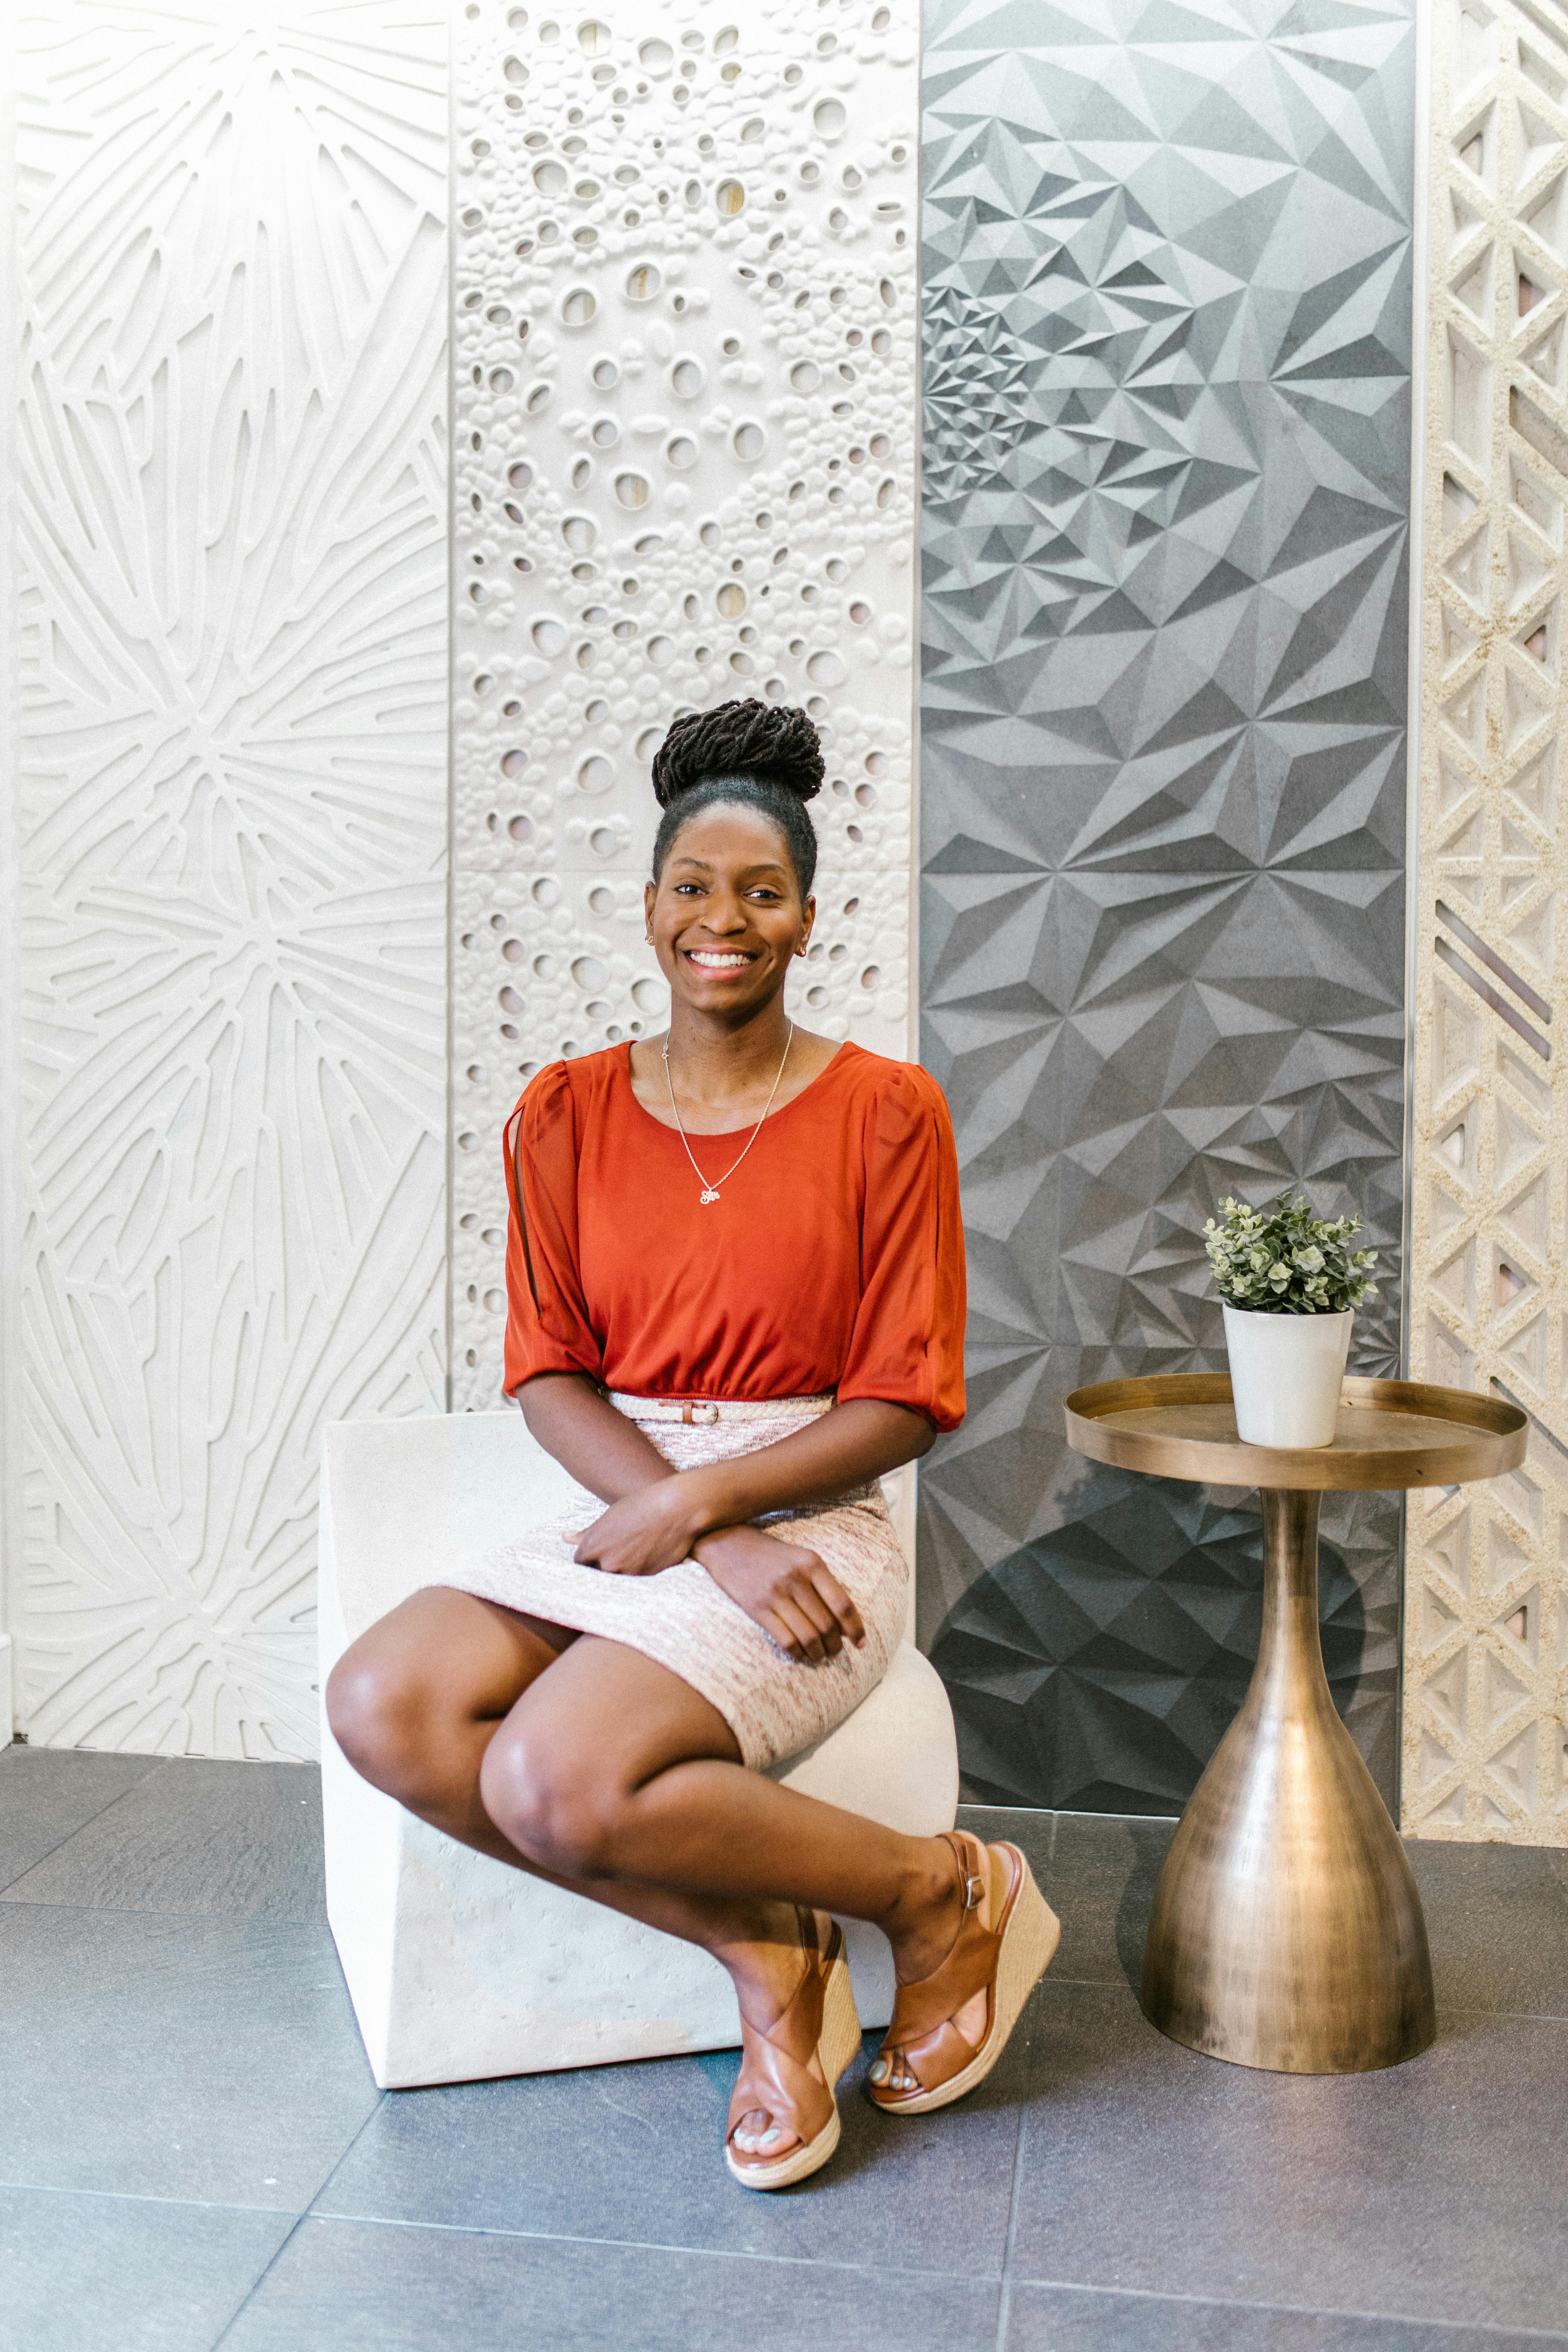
[325,700,1060,2195]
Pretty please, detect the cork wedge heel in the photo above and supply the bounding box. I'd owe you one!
[868,1832,1060,2117]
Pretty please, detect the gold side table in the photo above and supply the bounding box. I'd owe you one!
[1062,1374,1527,2075]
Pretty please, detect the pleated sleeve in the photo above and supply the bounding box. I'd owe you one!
[502,1063,604,1397]
[835,1064,967,1432]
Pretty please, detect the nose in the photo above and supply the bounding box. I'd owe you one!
[694,891,749,935]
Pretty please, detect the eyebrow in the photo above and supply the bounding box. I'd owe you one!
[667,856,789,878]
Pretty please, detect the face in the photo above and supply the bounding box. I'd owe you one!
[645,803,814,1020]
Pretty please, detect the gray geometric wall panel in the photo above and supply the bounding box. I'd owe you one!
[918,0,1416,1812]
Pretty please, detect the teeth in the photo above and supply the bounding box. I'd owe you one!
[689,952,752,967]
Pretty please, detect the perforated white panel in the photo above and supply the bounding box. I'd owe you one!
[13,4,449,1757]
[450,0,920,1406]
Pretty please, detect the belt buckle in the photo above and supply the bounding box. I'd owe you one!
[681,1402,719,1426]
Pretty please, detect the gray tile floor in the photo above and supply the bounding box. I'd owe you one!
[1,1747,1564,2352]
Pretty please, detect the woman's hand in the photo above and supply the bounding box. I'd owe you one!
[570,1475,706,1577]
[693,1525,866,1664]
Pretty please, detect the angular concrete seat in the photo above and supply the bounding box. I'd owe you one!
[318,1412,960,2089]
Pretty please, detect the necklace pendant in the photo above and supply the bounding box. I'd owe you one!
[699,1186,721,1205]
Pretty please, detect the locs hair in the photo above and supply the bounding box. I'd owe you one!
[649,699,824,897]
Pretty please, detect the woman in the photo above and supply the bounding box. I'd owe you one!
[328,699,1060,2189]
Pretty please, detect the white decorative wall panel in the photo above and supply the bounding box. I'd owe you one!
[1408,0,1568,1841]
[451,0,920,1406]
[14,4,449,1757]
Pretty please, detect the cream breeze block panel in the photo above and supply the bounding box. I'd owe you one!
[1409,0,1568,1840]
[452,0,920,1405]
[13,6,449,1757]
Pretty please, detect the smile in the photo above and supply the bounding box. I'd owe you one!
[685,950,757,970]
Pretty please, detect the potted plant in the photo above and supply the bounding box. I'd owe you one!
[1203,1193,1379,1448]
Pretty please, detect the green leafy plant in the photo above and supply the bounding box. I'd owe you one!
[1204,1192,1379,1316]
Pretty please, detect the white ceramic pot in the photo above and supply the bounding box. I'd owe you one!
[1222,1304,1352,1448]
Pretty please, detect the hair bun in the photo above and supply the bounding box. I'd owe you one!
[649,699,825,809]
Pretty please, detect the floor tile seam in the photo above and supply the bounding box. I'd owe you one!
[993,2097,1026,2352]
[211,2093,390,2351]
[1003,2274,1568,2343]
[0,1770,168,1899]
[1439,2002,1568,2026]
[301,2206,999,2285]
[0,1894,328,1926]
[0,2178,304,2220]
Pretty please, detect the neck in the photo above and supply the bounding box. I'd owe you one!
[662,999,792,1106]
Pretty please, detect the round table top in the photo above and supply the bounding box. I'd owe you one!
[1062,1374,1528,1491]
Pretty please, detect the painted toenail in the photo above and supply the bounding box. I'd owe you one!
[759,2128,782,2147]
[869,2058,889,2083]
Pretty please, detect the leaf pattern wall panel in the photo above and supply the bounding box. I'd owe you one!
[450,0,920,1409]
[919,0,1415,1812]
[15,5,450,1759]
[1407,0,1568,1845]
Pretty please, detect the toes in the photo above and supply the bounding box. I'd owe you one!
[871,2050,919,2096]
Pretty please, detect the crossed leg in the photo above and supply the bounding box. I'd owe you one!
[326,1586,969,2172]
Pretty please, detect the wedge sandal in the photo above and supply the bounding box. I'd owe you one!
[725,1908,862,2191]
[868,1830,1059,2116]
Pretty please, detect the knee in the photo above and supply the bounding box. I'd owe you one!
[325,1645,443,1804]
[479,1727,627,1878]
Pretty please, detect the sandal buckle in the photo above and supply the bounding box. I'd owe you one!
[962,1871,985,1911]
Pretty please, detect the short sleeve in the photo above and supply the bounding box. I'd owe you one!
[502,1064,604,1397]
[835,1066,966,1432]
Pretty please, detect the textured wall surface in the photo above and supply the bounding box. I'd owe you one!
[13,4,449,1757]
[1406,0,1568,1844]
[449,0,920,1407]
[919,0,1416,1811]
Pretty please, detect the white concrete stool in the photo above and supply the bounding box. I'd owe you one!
[318,1413,960,2089]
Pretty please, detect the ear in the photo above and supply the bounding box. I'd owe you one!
[644,877,657,941]
[795,893,816,956]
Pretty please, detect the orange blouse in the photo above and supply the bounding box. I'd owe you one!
[502,1041,966,1431]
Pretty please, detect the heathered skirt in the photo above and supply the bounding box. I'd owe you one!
[443,1395,907,1771]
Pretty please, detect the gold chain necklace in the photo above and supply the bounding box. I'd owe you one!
[661,1024,794,1206]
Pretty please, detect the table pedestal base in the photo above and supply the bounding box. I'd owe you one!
[1141,1491,1435,2074]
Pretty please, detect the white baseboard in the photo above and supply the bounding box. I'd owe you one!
[0,1634,12,1742]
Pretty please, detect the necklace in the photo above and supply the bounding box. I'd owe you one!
[661,1023,794,1205]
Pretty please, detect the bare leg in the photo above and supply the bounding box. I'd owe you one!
[327,1589,969,2164]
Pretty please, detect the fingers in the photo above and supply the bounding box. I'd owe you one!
[771,1589,831,1664]
[806,1561,866,1649]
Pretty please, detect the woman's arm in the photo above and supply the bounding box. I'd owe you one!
[516,1371,677,1499]
[568,1398,934,1576]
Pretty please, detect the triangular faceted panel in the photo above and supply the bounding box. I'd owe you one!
[1494,1585,1539,1666]
[1432,1238,1477,1316]
[1507,528,1551,605]
[1510,453,1562,541]
[1424,1649,1469,1734]
[1500,1308,1548,1390]
[1518,100,1565,189]
[1429,1177,1468,1240]
[1453,241,1494,322]
[1505,749,1558,831]
[1423,1582,1463,1651]
[1504,667,1551,753]
[1486,1519,1532,1594]
[1442,678,1488,755]
[1523,168,1568,257]
[1495,1096,1547,1186]
[1422,1781,1468,1825]
[1424,1507,1471,1597]
[1485,1723,1538,1809]
[1484,1650,1531,1734]
[1498,1168,1550,1257]
[1504,893,1555,976]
